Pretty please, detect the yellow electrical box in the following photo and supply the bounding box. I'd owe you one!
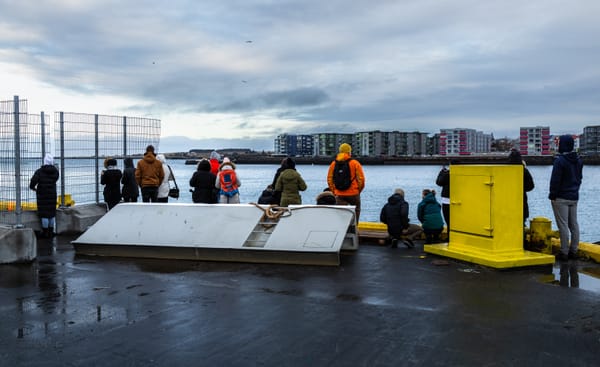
[425,164,554,269]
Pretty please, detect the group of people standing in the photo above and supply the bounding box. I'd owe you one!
[189,151,242,204]
[100,145,176,208]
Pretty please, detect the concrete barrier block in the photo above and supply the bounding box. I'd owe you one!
[0,226,37,264]
[56,204,107,234]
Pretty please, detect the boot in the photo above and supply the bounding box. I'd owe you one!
[48,226,55,237]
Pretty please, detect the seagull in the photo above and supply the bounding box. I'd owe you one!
[245,40,252,43]
[242,80,247,83]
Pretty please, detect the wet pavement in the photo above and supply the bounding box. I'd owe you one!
[1,236,600,367]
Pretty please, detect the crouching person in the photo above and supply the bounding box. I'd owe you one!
[380,188,423,248]
[418,189,445,244]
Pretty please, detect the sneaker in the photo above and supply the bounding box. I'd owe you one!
[568,251,577,260]
[556,253,569,262]
[390,239,398,248]
[403,239,415,248]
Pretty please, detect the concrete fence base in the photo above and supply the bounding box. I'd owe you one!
[0,226,37,264]
[0,204,107,264]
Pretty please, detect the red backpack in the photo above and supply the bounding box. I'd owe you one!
[219,169,239,197]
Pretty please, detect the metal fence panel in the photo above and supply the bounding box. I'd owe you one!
[1,96,160,226]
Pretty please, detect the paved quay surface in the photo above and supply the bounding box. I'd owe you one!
[1,235,600,367]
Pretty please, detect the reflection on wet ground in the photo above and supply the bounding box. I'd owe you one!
[540,260,600,292]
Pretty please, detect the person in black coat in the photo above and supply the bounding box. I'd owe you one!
[508,149,535,223]
[269,158,288,205]
[101,158,122,210]
[29,153,60,237]
[121,157,139,202]
[189,159,217,203]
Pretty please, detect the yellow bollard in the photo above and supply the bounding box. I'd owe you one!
[529,217,558,254]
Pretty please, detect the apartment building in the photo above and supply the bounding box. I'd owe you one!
[439,128,492,156]
[519,126,551,156]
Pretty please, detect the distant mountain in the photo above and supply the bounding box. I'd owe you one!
[157,136,274,154]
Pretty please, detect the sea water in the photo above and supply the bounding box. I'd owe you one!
[166,160,600,243]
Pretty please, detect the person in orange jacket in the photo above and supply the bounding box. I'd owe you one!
[327,143,366,221]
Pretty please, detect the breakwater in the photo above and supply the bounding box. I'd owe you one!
[179,154,600,166]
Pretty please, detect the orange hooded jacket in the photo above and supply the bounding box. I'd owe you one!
[327,152,365,196]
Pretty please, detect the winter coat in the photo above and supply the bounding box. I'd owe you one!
[417,192,444,231]
[189,160,217,203]
[275,168,307,207]
[101,166,122,209]
[270,164,287,205]
[523,167,535,219]
[549,153,583,201]
[258,188,276,205]
[135,152,164,188]
[379,193,410,239]
[29,164,59,218]
[436,168,450,199]
[326,153,365,196]
[121,158,139,201]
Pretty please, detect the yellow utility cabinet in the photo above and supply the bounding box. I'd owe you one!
[424,165,554,268]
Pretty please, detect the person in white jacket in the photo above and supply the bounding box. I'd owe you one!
[156,154,175,202]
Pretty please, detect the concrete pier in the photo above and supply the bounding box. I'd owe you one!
[1,235,599,366]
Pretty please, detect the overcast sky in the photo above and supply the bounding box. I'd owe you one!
[2,0,600,152]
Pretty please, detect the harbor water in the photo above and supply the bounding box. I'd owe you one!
[165,160,600,243]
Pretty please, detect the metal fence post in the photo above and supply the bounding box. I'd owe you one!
[123,116,127,157]
[59,111,65,207]
[95,114,100,204]
[13,96,23,228]
[41,111,46,159]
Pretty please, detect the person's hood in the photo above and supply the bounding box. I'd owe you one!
[43,153,54,166]
[219,163,235,171]
[156,154,166,164]
[387,193,404,205]
[124,157,134,168]
[143,152,157,163]
[422,192,438,203]
[197,159,211,172]
[558,134,574,153]
[562,151,580,163]
[210,150,220,160]
[335,152,351,161]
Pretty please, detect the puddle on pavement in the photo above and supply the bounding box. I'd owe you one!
[541,263,600,292]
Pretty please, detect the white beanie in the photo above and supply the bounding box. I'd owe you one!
[44,153,54,166]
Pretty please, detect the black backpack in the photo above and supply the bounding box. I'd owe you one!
[333,159,353,190]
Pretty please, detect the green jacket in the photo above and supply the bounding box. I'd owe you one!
[275,169,307,207]
[417,192,444,230]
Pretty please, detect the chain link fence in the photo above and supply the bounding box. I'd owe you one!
[1,96,160,227]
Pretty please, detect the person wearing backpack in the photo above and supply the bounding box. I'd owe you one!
[327,143,365,221]
[215,157,241,204]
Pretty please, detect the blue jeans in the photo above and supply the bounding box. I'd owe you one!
[551,198,579,255]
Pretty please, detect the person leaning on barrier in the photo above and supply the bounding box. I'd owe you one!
[29,153,59,238]
[101,157,122,210]
[121,157,139,202]
[189,158,218,203]
[135,145,164,203]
